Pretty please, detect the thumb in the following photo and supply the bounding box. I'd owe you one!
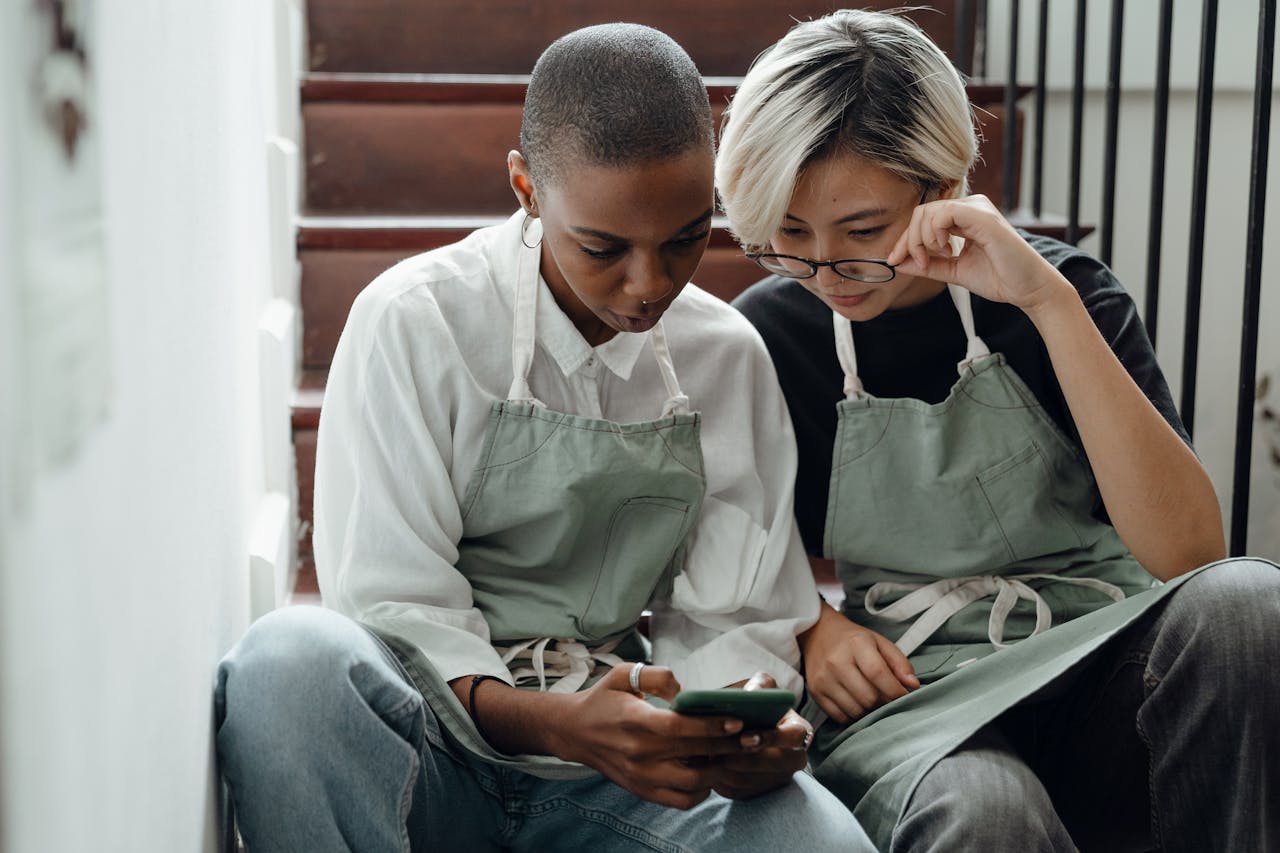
[743,671,777,691]
[876,635,920,690]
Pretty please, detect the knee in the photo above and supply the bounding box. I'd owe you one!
[217,607,403,736]
[1162,559,1280,652]
[897,747,1061,850]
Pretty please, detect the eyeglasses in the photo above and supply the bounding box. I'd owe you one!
[743,253,897,283]
[747,184,935,284]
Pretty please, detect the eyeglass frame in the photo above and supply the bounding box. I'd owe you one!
[743,183,936,284]
[743,252,898,283]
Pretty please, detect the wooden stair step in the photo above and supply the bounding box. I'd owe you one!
[298,218,767,369]
[307,0,976,77]
[301,72,1031,108]
[303,100,1023,216]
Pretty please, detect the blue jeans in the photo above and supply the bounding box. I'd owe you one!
[892,558,1280,853]
[215,606,873,852]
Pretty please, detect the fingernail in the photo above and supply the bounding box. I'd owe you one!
[723,719,743,734]
[741,733,761,748]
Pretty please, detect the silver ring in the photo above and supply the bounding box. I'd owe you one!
[629,662,645,692]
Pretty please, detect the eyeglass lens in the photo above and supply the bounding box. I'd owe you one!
[756,255,894,283]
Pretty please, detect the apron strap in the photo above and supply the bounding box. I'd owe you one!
[945,281,992,375]
[651,321,691,416]
[833,311,867,400]
[506,218,690,417]
[508,217,547,406]
[495,636,628,694]
[831,241,992,399]
[864,573,1128,657]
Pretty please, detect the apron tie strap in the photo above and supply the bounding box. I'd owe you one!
[833,312,867,400]
[508,216,547,407]
[864,573,1127,657]
[506,215,688,417]
[495,636,628,694]
[650,321,691,416]
[947,282,992,374]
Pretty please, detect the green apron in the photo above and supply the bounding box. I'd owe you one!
[809,283,1202,846]
[378,220,706,779]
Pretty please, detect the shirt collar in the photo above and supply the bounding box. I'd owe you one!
[533,273,651,380]
[494,211,651,381]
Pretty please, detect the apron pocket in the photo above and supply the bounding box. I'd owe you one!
[578,496,693,641]
[977,442,1087,563]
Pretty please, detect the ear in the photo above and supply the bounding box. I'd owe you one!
[938,178,964,200]
[508,150,537,214]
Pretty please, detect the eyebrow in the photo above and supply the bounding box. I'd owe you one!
[784,208,892,226]
[570,209,714,243]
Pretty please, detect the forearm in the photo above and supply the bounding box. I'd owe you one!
[449,676,578,757]
[1024,280,1226,578]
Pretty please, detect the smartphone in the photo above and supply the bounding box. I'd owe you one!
[670,688,796,730]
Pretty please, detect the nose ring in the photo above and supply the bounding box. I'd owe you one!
[641,282,675,306]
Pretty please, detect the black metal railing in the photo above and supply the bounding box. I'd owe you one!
[1007,0,1273,555]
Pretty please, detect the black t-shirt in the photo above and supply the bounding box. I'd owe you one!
[732,232,1190,556]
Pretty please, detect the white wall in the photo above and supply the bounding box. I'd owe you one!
[0,1,300,851]
[986,0,1280,558]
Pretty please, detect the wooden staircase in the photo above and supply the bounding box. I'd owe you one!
[291,0,1080,604]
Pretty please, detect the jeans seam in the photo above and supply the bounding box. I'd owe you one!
[517,797,687,852]
[1135,655,1166,853]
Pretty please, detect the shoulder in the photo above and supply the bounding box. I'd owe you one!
[1019,229,1129,305]
[664,283,771,358]
[730,275,833,367]
[731,275,818,327]
[342,225,507,361]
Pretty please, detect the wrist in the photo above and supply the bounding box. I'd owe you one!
[1019,273,1080,326]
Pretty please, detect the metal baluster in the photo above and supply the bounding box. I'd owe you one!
[1032,0,1048,218]
[1180,0,1220,437]
[1067,0,1086,245]
[1230,0,1276,555]
[1144,0,1175,345]
[955,0,974,77]
[1003,0,1021,212]
[1100,1,1125,265]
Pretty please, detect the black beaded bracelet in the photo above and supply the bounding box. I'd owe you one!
[469,675,508,745]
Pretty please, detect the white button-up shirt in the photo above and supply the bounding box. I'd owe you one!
[314,212,819,696]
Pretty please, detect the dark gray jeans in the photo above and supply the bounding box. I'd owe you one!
[892,558,1280,853]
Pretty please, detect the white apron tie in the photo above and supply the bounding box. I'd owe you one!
[864,573,1127,657]
[494,637,628,694]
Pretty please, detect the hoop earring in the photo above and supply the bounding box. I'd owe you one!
[521,212,542,249]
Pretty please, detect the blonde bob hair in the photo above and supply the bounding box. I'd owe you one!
[716,8,979,251]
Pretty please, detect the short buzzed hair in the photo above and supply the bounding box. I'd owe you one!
[520,23,713,185]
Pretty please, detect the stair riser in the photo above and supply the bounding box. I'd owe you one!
[307,0,973,76]
[305,102,1019,215]
[300,245,766,369]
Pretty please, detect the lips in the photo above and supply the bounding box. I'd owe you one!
[613,313,660,333]
[825,292,872,308]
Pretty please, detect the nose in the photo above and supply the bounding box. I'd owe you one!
[815,264,844,289]
[626,253,676,306]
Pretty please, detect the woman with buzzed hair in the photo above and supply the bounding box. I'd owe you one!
[718,8,1279,852]
[215,22,872,852]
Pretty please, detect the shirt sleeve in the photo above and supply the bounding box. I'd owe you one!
[1064,256,1191,447]
[647,324,820,699]
[312,282,513,685]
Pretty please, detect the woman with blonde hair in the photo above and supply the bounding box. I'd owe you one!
[718,8,1279,851]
